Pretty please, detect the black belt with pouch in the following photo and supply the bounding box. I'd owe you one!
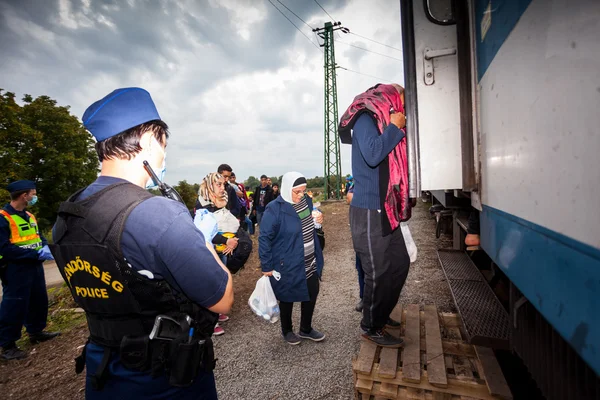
[119,334,216,387]
[119,313,217,387]
[80,314,217,391]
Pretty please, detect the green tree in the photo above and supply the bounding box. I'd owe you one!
[173,180,199,212]
[0,90,99,231]
[307,176,325,188]
[245,175,259,189]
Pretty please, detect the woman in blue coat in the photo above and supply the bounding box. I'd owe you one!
[259,172,325,345]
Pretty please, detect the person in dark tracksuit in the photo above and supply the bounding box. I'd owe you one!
[346,183,365,313]
[251,175,274,226]
[348,110,409,348]
[216,164,241,218]
[0,180,60,361]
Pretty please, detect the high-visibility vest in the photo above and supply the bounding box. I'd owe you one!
[0,209,43,263]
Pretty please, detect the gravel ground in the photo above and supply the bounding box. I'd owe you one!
[0,199,455,399]
[399,199,456,313]
[213,201,361,400]
[213,199,455,399]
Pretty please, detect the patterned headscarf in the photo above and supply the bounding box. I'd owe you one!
[338,83,410,233]
[198,172,228,208]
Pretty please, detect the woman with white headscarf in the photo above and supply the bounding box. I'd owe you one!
[259,172,325,345]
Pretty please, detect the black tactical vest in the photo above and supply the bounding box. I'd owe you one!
[50,182,217,348]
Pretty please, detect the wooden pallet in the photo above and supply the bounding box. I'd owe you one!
[353,304,512,400]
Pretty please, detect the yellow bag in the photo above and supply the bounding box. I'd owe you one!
[214,232,236,253]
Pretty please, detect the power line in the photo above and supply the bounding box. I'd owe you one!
[311,0,402,55]
[335,39,403,62]
[276,0,314,30]
[267,0,322,51]
[348,31,403,52]
[337,66,393,83]
[313,31,322,46]
[313,0,336,21]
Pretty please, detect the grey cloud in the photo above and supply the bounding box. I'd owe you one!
[1,0,403,184]
[0,0,307,101]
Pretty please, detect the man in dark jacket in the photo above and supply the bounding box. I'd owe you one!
[217,164,241,218]
[251,175,274,226]
[229,172,249,221]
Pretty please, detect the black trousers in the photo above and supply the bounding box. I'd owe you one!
[0,263,48,348]
[279,273,319,335]
[349,206,410,331]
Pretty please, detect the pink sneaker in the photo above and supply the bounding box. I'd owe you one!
[218,314,230,323]
[213,324,225,336]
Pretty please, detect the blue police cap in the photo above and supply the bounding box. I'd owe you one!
[7,180,36,193]
[82,87,161,142]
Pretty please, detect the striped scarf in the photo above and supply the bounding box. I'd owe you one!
[292,197,316,279]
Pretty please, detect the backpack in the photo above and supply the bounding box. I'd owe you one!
[226,228,253,274]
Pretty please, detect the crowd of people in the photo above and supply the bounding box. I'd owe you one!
[0,83,411,399]
[192,168,281,337]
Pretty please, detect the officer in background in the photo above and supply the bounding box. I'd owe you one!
[50,88,233,399]
[0,180,59,361]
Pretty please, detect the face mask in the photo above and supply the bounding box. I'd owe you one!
[27,195,38,206]
[145,139,167,190]
[146,153,167,190]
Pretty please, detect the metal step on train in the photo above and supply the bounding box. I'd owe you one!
[437,248,510,350]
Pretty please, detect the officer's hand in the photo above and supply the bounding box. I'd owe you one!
[37,245,54,261]
[262,271,273,277]
[390,112,406,129]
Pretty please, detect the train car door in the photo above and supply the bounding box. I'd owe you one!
[400,0,477,198]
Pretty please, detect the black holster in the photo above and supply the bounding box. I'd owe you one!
[167,337,216,387]
[118,334,216,388]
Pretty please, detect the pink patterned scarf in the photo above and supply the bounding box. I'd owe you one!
[339,84,410,234]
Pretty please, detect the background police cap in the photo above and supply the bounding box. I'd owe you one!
[7,180,36,193]
[82,87,161,142]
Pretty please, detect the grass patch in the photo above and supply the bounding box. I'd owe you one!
[16,284,86,350]
[41,228,53,245]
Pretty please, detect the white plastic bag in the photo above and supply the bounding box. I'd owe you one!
[401,222,418,263]
[248,276,280,323]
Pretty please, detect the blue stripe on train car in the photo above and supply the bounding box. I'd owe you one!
[475,0,533,81]
[481,205,600,375]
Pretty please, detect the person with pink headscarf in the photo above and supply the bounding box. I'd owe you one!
[338,83,410,348]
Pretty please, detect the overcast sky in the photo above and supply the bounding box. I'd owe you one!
[0,0,404,184]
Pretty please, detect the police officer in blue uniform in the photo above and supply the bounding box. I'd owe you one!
[0,180,60,361]
[50,88,233,399]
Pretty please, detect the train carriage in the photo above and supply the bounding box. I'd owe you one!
[399,0,600,398]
